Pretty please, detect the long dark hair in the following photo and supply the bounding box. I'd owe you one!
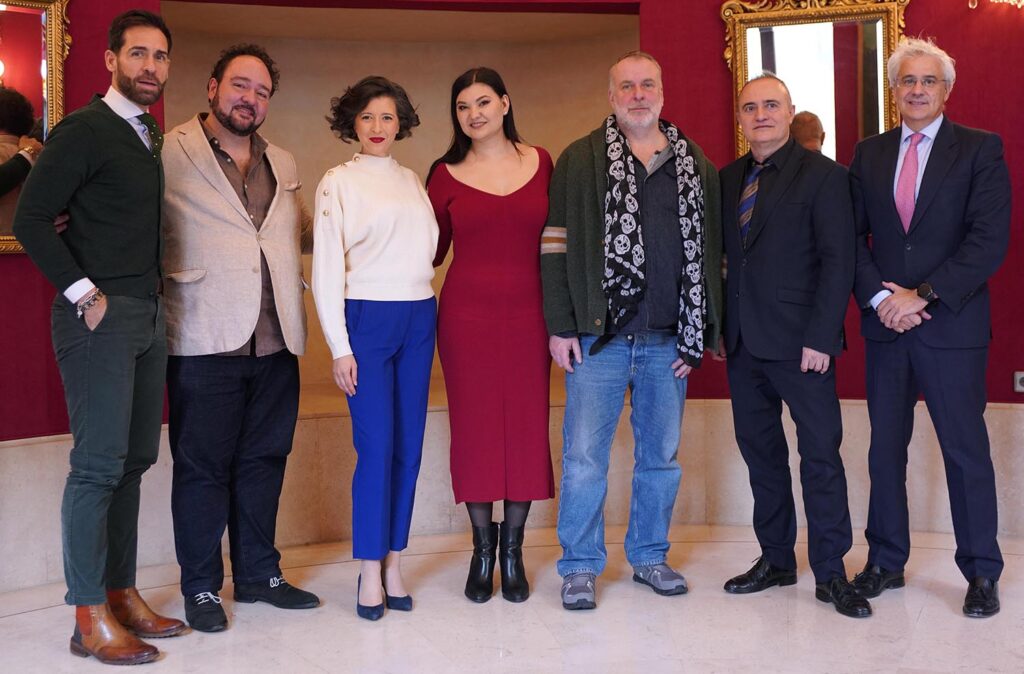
[427,67,523,182]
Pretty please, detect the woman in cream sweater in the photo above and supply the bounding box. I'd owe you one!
[312,76,438,621]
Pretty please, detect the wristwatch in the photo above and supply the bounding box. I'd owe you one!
[916,282,938,303]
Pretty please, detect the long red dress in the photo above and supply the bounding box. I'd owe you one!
[428,147,555,504]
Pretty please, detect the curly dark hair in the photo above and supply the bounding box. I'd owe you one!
[326,76,419,144]
[0,87,35,136]
[210,44,280,97]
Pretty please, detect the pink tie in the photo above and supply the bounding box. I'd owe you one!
[895,133,924,233]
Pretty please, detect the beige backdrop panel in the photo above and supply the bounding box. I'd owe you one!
[163,28,638,388]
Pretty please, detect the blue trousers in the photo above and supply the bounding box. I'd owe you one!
[345,298,436,560]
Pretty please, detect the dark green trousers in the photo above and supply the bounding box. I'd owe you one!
[51,294,166,605]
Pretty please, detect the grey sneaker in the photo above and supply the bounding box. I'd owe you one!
[633,563,688,596]
[561,572,597,610]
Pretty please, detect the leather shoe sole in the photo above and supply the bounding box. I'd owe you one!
[724,572,797,595]
[70,635,159,666]
[963,604,1000,618]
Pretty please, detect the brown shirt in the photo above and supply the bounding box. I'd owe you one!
[200,115,286,356]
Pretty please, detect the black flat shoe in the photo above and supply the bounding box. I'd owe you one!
[465,523,498,603]
[184,591,228,633]
[815,577,872,618]
[851,562,905,598]
[382,568,412,611]
[233,576,320,609]
[356,575,384,621]
[723,557,797,594]
[963,577,999,618]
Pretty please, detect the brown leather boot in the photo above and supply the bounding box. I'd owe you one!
[70,604,160,665]
[108,587,188,638]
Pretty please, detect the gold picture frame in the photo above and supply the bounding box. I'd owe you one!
[721,0,908,158]
[0,0,72,253]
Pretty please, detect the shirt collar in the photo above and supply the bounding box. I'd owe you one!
[199,112,269,161]
[102,85,148,121]
[749,136,795,171]
[901,114,944,144]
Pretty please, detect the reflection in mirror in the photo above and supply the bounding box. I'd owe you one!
[721,0,908,161]
[744,20,884,161]
[0,0,71,253]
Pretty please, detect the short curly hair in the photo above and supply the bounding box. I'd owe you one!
[0,87,35,136]
[326,76,419,144]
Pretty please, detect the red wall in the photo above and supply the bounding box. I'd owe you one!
[0,0,1020,440]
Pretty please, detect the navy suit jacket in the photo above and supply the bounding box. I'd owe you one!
[850,118,1011,347]
[721,141,855,360]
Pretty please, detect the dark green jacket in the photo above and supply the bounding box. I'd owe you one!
[540,124,723,361]
[14,96,163,299]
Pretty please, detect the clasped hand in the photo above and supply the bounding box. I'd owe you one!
[876,282,932,333]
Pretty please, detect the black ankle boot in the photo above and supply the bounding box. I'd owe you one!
[499,522,529,602]
[465,522,498,603]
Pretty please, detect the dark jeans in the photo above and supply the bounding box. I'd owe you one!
[167,350,299,596]
[51,294,166,605]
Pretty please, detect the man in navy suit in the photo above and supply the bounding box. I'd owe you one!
[719,74,868,618]
[850,38,1010,618]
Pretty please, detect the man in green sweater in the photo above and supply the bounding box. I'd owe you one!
[541,51,722,610]
[13,10,186,666]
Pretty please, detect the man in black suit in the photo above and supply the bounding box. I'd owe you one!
[719,74,868,618]
[849,38,1009,618]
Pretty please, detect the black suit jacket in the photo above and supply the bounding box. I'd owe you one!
[721,141,855,360]
[850,118,1011,347]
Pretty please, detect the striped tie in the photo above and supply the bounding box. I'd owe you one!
[737,160,770,244]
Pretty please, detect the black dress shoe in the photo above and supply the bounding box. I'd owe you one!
[851,562,905,598]
[723,557,797,594]
[963,577,999,618]
[233,576,320,609]
[184,591,228,633]
[815,577,872,618]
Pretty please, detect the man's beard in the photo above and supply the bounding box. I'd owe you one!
[116,69,164,107]
[210,91,261,137]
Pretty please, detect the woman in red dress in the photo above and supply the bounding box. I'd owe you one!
[427,67,554,603]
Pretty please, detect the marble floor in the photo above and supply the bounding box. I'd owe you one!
[1,526,1021,673]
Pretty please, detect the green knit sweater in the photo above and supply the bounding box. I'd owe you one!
[540,124,723,363]
[14,96,163,299]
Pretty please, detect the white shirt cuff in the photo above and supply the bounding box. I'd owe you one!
[869,289,892,310]
[64,279,97,305]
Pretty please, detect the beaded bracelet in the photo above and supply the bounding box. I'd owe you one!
[76,290,105,319]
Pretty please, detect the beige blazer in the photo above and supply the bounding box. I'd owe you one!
[162,115,308,356]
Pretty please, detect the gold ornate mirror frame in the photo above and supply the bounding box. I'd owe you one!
[721,0,908,158]
[0,0,72,254]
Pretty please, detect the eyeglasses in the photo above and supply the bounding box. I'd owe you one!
[896,76,947,90]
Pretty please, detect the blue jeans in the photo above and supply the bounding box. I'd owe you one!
[556,332,686,577]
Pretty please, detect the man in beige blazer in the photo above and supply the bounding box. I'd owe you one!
[161,44,317,633]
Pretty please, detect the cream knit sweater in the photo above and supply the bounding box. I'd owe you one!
[312,153,438,359]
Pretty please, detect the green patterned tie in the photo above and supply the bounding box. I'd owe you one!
[137,113,163,158]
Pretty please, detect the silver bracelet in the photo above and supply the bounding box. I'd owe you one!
[76,290,105,319]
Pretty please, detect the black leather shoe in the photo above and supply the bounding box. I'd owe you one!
[184,591,227,632]
[851,562,905,598]
[499,522,530,603]
[723,557,797,594]
[356,575,384,621]
[465,523,498,603]
[963,577,999,618]
[815,577,872,618]
[233,576,320,609]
